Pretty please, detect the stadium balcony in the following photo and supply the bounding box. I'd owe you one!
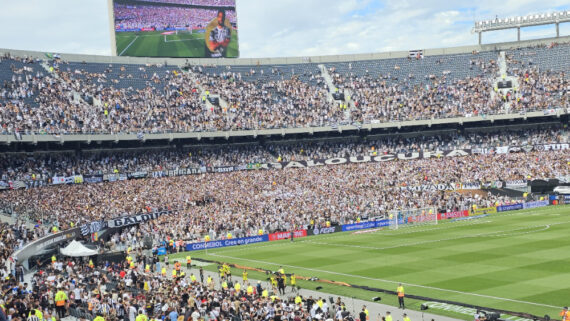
[0,35,568,144]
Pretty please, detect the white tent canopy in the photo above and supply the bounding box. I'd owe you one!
[60,240,98,257]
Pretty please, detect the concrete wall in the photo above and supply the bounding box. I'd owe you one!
[2,36,569,67]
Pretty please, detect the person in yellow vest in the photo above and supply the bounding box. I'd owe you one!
[145,264,150,273]
[28,309,43,321]
[219,266,225,279]
[269,275,276,290]
[290,273,296,292]
[317,298,323,309]
[385,311,392,321]
[397,283,405,309]
[294,295,302,305]
[403,313,411,321]
[136,311,148,321]
[242,270,248,282]
[172,269,177,278]
[89,259,94,269]
[234,281,241,293]
[207,276,213,286]
[190,273,197,284]
[93,312,105,321]
[221,279,228,290]
[278,266,285,274]
[270,294,279,302]
[129,261,135,270]
[126,255,132,264]
[161,267,166,276]
[363,305,369,320]
[51,255,57,265]
[54,288,68,318]
[127,247,132,254]
[246,284,254,296]
[261,289,268,298]
[186,255,192,269]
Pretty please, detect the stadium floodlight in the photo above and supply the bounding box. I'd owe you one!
[472,10,570,39]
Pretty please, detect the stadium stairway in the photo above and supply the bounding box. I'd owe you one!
[318,64,337,104]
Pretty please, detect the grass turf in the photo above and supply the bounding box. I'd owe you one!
[115,31,239,57]
[171,205,570,319]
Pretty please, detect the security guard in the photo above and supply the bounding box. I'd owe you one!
[403,313,411,321]
[397,283,405,309]
[385,312,392,321]
[290,273,296,291]
[186,255,192,269]
[242,270,248,282]
[136,311,148,321]
[234,281,241,293]
[93,312,105,321]
[246,284,254,296]
[54,287,68,318]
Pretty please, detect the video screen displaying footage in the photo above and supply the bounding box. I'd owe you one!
[112,0,239,58]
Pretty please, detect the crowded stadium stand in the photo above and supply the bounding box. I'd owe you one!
[0,35,569,321]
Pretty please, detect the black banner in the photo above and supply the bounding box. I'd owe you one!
[106,209,175,229]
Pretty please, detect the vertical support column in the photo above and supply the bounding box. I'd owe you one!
[478,32,482,45]
[517,27,520,41]
[556,22,560,38]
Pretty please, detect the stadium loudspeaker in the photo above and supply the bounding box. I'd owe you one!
[373,297,382,302]
[420,304,428,310]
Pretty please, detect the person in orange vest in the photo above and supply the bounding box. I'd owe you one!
[396,283,405,309]
[560,307,570,321]
[186,255,192,269]
[174,261,182,273]
[54,287,68,318]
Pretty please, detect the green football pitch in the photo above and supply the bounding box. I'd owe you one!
[115,31,239,58]
[172,205,570,319]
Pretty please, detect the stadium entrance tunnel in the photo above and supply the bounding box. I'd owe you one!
[193,258,556,321]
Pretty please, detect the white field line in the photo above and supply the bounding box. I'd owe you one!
[119,35,139,56]
[208,252,561,309]
[209,207,564,255]
[301,222,559,251]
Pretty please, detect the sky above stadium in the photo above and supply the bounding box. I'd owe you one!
[0,0,569,58]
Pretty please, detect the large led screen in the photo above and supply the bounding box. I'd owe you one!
[112,0,239,58]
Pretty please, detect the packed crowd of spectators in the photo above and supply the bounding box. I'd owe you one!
[0,127,566,182]
[1,246,358,321]
[0,146,567,243]
[114,5,237,30]
[0,44,568,135]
